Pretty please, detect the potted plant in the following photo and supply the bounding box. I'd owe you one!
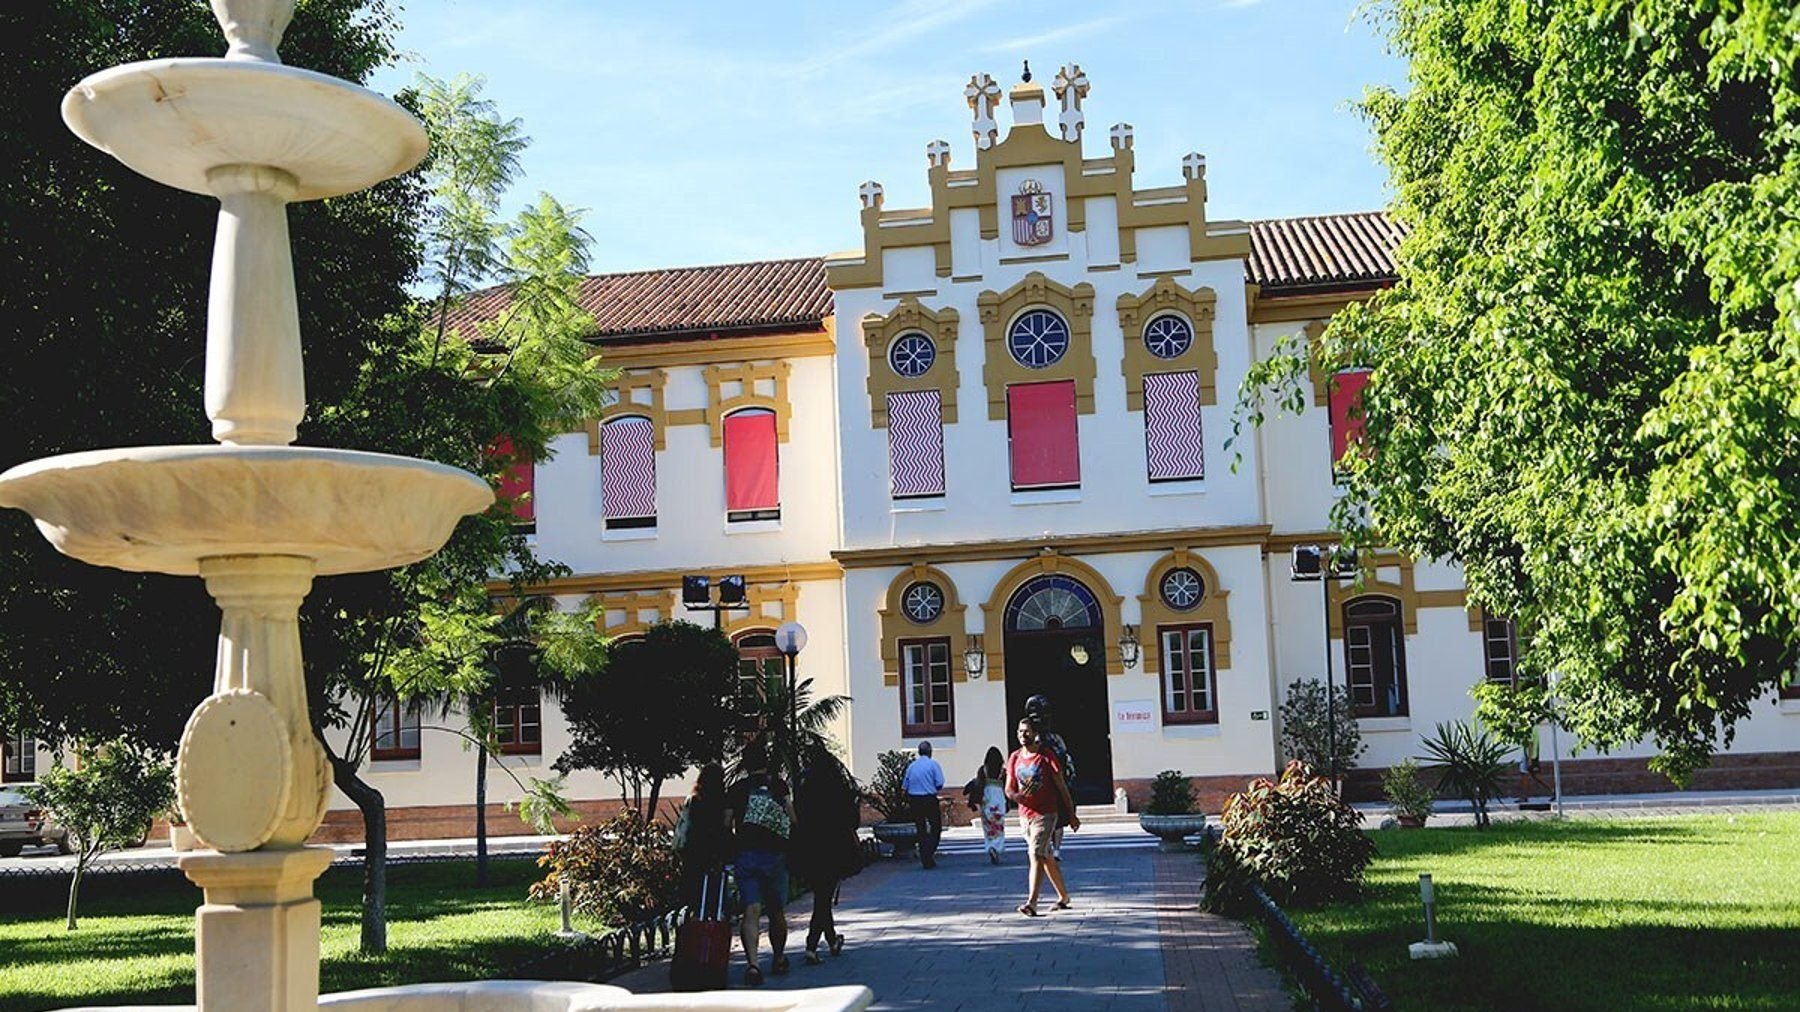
[866,749,919,857]
[1382,757,1435,827]
[1138,770,1208,851]
[167,804,199,852]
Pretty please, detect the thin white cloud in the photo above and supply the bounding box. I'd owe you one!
[789,0,1008,79]
[977,15,1127,55]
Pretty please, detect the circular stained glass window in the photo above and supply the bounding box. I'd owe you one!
[902,581,945,624]
[888,331,936,378]
[1144,315,1194,360]
[1160,567,1204,610]
[1005,574,1102,631]
[1007,309,1070,369]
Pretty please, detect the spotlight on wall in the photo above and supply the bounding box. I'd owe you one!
[681,575,711,605]
[717,574,747,605]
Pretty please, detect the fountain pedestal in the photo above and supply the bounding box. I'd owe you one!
[181,849,336,1012]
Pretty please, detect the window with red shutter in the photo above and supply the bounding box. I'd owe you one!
[1327,369,1372,473]
[723,409,779,521]
[492,436,535,532]
[1006,380,1080,491]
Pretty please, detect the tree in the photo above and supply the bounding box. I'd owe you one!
[1277,678,1365,784]
[735,670,850,790]
[555,621,740,820]
[30,740,175,929]
[1234,0,1800,781]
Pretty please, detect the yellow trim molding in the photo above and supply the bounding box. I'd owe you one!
[587,370,668,454]
[834,524,1272,569]
[979,552,1127,680]
[498,561,843,597]
[1116,278,1220,410]
[1249,290,1377,326]
[586,589,681,640]
[862,298,962,427]
[1138,551,1233,674]
[595,322,836,371]
[878,565,970,688]
[978,272,1097,419]
[703,360,793,447]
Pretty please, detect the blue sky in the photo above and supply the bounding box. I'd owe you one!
[370,0,1405,274]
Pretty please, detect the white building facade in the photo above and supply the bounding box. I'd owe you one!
[300,67,1800,839]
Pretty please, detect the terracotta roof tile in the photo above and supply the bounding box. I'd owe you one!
[1247,211,1405,294]
[445,256,831,344]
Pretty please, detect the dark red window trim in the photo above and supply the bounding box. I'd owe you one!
[898,637,955,737]
[1158,623,1219,725]
[371,697,421,761]
[491,676,542,756]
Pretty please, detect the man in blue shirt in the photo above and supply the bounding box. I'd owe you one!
[902,741,946,868]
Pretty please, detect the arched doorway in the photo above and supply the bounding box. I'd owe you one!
[1002,574,1114,804]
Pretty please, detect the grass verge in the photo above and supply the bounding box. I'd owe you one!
[0,858,580,1012]
[1285,813,1800,1011]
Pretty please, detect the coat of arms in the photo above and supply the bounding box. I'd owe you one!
[1012,179,1053,246]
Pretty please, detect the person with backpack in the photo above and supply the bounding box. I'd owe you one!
[967,746,1008,864]
[727,744,794,985]
[1007,715,1079,916]
[1024,694,1077,856]
[791,747,861,965]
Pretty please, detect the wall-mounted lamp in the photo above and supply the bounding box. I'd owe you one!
[963,634,986,679]
[1119,624,1141,669]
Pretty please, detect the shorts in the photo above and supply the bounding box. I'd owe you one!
[1023,813,1061,859]
[735,849,788,910]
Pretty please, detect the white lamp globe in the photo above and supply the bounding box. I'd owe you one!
[775,621,808,656]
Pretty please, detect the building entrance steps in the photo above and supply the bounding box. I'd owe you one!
[611,823,1287,1010]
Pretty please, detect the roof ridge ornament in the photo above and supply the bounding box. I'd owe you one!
[926,139,951,169]
[1183,152,1207,180]
[858,180,885,211]
[1022,60,1032,83]
[965,72,1001,150]
[1110,122,1134,152]
[1053,63,1089,142]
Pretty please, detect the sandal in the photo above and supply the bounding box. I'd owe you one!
[1053,898,1072,910]
[1017,903,1040,917]
[745,965,764,986]
[828,931,845,956]
[771,954,791,976]
[804,949,823,966]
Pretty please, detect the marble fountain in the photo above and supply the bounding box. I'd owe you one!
[0,2,870,1010]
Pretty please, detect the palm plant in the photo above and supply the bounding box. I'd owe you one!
[732,672,849,788]
[1417,720,1512,828]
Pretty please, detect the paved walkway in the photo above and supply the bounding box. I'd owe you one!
[611,823,1287,1011]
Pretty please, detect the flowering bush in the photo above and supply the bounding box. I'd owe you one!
[531,810,682,925]
[1204,760,1375,913]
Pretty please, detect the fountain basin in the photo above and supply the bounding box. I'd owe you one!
[62,58,427,201]
[59,981,876,1012]
[0,445,493,576]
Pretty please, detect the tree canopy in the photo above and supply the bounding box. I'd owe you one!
[1241,0,1800,780]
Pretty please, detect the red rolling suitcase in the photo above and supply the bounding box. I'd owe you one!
[670,872,731,991]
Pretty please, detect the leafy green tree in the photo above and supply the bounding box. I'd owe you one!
[735,671,850,791]
[1235,0,1800,781]
[555,621,740,820]
[30,740,175,929]
[1277,678,1365,785]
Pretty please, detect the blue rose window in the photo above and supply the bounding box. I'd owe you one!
[1007,309,1070,369]
[888,331,936,378]
[902,581,944,624]
[1144,314,1194,360]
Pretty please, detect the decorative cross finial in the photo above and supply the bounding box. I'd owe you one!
[858,180,885,210]
[1182,152,1207,180]
[1053,63,1090,142]
[965,72,1002,150]
[926,139,952,169]
[1110,122,1134,151]
[1022,60,1032,83]
[211,0,293,62]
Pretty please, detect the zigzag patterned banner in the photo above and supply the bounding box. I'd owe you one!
[1145,371,1204,481]
[887,390,944,497]
[601,416,656,519]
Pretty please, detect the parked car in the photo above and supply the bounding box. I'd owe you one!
[0,784,71,857]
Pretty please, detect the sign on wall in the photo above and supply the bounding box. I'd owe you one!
[1113,699,1157,733]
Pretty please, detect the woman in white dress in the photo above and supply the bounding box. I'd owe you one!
[978,746,1008,864]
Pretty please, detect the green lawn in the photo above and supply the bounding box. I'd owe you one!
[0,859,580,1012]
[1286,814,1800,1012]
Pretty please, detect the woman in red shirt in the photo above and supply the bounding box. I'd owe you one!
[1006,716,1079,916]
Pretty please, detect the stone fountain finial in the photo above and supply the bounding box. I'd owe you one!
[211,0,294,63]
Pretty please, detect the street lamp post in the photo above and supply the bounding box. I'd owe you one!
[1290,544,1358,787]
[775,621,808,747]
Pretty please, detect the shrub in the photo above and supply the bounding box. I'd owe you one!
[1278,678,1366,781]
[1418,720,1512,828]
[1381,757,1435,824]
[1147,770,1196,815]
[1203,760,1375,913]
[531,810,681,925]
[31,739,175,930]
[867,749,914,823]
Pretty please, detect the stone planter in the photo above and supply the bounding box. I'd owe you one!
[1138,813,1209,852]
[870,821,918,858]
[1395,814,1427,828]
[169,823,199,852]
